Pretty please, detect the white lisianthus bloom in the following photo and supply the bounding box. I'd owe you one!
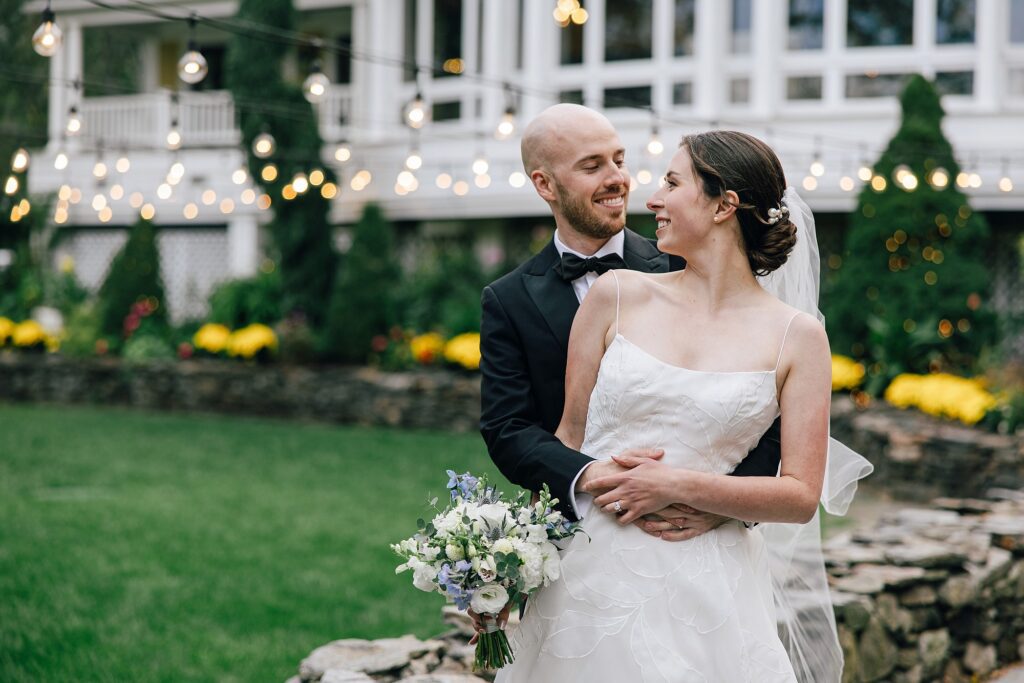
[470,502,512,532]
[407,558,438,592]
[422,545,440,561]
[513,539,544,590]
[517,508,533,526]
[445,542,465,561]
[540,542,561,583]
[478,555,498,582]
[470,583,509,615]
[432,513,458,537]
[526,524,548,544]
[491,538,514,555]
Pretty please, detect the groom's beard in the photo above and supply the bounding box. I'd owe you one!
[555,180,627,241]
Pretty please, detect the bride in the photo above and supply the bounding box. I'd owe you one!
[496,131,871,682]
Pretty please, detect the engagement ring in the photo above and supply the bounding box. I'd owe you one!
[613,500,623,513]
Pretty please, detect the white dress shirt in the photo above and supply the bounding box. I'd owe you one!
[552,229,626,518]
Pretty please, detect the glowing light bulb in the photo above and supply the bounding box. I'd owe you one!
[32,7,63,57]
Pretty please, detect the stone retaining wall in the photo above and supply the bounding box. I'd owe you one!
[287,491,1024,683]
[0,353,481,432]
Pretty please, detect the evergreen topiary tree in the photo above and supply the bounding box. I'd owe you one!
[97,218,169,347]
[225,0,337,327]
[824,75,994,392]
[321,203,400,363]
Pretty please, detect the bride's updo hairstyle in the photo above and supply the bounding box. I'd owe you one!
[680,131,796,276]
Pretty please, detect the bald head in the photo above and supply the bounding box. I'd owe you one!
[521,104,618,174]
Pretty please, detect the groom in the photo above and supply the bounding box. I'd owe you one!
[480,104,782,538]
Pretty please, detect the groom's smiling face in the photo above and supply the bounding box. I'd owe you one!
[545,122,630,241]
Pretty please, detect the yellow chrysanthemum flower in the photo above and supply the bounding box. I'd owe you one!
[831,355,865,392]
[884,373,997,425]
[226,324,278,360]
[444,332,481,371]
[0,316,14,346]
[410,332,445,364]
[12,320,48,348]
[193,323,232,354]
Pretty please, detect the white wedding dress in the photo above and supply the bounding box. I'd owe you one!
[497,316,802,682]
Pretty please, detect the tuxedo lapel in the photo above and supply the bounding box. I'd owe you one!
[522,241,579,351]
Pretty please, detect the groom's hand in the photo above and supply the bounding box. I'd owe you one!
[638,504,730,542]
[575,448,664,495]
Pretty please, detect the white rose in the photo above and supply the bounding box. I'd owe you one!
[513,540,544,590]
[491,538,514,555]
[470,583,509,615]
[445,542,465,561]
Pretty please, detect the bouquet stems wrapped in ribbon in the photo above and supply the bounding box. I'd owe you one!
[392,471,581,671]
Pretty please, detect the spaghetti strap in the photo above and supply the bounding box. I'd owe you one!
[609,270,621,336]
[774,312,802,371]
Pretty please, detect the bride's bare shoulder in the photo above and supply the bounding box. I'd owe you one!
[592,269,662,302]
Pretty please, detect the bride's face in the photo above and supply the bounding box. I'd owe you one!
[646,148,716,256]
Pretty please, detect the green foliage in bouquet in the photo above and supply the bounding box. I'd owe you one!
[322,203,401,363]
[207,270,283,329]
[96,218,169,349]
[824,75,995,393]
[226,0,337,327]
[402,242,491,335]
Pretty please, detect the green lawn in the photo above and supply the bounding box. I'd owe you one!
[0,404,501,682]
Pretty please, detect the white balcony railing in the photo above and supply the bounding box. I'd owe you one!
[76,87,352,150]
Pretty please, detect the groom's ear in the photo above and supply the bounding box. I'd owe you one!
[713,190,739,222]
[532,170,557,202]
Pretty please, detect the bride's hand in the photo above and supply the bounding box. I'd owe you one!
[585,456,680,524]
[640,504,730,542]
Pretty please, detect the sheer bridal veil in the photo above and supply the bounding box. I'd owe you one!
[757,187,875,683]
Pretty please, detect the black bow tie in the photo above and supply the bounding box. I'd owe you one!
[554,252,627,282]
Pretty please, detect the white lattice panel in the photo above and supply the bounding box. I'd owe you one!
[59,227,231,323]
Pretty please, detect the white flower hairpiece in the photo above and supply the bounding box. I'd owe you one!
[766,204,790,225]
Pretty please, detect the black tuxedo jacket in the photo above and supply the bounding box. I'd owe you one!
[479,228,781,520]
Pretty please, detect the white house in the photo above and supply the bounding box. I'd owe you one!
[22,0,1024,322]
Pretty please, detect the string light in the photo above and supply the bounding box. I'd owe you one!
[802,175,817,191]
[927,167,949,189]
[309,169,325,186]
[472,155,489,176]
[405,91,428,129]
[839,176,855,191]
[646,125,664,157]
[92,160,108,180]
[232,168,247,184]
[553,0,588,26]
[177,15,209,85]
[474,173,491,189]
[857,163,872,182]
[509,171,526,188]
[334,141,352,162]
[201,189,217,205]
[252,128,276,158]
[260,163,278,182]
[65,105,81,136]
[999,159,1014,192]
[955,171,970,188]
[166,119,182,150]
[303,60,330,103]
[435,172,453,189]
[4,176,18,195]
[54,150,68,170]
[109,184,124,200]
[116,156,130,173]
[10,148,29,173]
[495,108,516,140]
[405,149,423,170]
[320,182,337,199]
[32,1,63,57]
[292,173,310,193]
[636,169,653,185]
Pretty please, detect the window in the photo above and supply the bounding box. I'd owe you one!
[845,72,910,97]
[788,0,824,50]
[1012,0,1024,43]
[603,85,651,109]
[606,0,652,61]
[787,75,823,100]
[847,0,914,47]
[434,0,462,78]
[730,77,750,104]
[674,0,696,56]
[934,71,973,95]
[673,82,693,105]
[731,0,752,54]
[559,89,584,105]
[433,100,461,121]
[936,0,975,44]
[334,6,354,85]
[560,2,585,65]
[403,0,417,81]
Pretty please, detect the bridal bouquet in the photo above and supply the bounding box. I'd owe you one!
[391,470,581,670]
